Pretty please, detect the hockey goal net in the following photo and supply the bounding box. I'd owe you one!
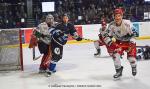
[0,29,23,71]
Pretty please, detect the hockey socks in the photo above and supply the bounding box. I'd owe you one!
[47,61,57,76]
[132,66,137,76]
[94,49,101,56]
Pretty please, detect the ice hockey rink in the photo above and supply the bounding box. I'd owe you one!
[0,40,150,89]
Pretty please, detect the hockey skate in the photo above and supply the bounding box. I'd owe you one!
[39,68,47,74]
[113,66,123,80]
[94,49,101,57]
[46,61,57,77]
[46,70,56,77]
[132,66,137,76]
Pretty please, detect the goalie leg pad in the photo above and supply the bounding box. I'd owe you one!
[38,41,49,54]
[40,55,48,70]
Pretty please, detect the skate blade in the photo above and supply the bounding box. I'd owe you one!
[133,75,137,80]
[38,72,46,74]
[46,71,56,77]
[113,77,121,81]
[45,72,52,77]
[94,55,101,58]
[46,74,51,77]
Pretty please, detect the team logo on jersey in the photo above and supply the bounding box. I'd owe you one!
[54,47,60,55]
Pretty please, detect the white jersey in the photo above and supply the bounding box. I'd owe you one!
[107,19,135,41]
[99,28,107,36]
[35,22,52,44]
[36,22,49,35]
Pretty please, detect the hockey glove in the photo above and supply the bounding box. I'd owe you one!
[76,37,82,41]
[122,33,134,40]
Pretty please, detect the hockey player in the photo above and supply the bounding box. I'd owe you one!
[105,8,137,79]
[94,19,115,57]
[46,14,82,76]
[94,19,107,57]
[33,14,55,73]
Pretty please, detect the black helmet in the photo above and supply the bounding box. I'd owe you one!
[62,13,69,18]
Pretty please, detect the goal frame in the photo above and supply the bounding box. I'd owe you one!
[0,29,24,71]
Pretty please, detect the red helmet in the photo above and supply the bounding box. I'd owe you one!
[114,8,123,15]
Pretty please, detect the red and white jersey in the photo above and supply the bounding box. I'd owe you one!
[99,28,106,34]
[107,19,135,41]
[97,27,109,45]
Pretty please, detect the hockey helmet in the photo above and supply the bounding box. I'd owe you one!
[46,14,54,24]
[101,18,107,30]
[62,13,69,18]
[62,13,69,23]
[114,8,123,15]
[101,21,107,27]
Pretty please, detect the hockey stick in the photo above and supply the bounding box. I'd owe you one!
[82,38,149,48]
[32,46,43,61]
[82,38,95,41]
[33,46,35,60]
[33,54,42,61]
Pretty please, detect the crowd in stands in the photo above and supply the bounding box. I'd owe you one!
[0,0,26,28]
[0,0,147,28]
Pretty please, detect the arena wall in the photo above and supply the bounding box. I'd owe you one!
[20,22,150,46]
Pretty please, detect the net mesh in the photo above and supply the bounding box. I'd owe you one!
[0,29,22,71]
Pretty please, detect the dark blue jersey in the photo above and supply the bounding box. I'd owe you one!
[49,27,68,46]
[55,22,77,37]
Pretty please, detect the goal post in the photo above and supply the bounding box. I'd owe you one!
[0,29,23,71]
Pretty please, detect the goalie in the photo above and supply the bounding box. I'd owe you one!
[34,14,82,76]
[29,14,55,73]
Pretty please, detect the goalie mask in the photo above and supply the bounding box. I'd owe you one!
[46,14,54,26]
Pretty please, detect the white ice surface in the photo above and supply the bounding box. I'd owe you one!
[0,40,150,89]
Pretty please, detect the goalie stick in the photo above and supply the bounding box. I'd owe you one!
[33,54,42,61]
[33,46,35,60]
[32,46,43,61]
[28,30,42,61]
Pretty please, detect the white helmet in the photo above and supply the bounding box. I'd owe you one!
[46,14,54,24]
